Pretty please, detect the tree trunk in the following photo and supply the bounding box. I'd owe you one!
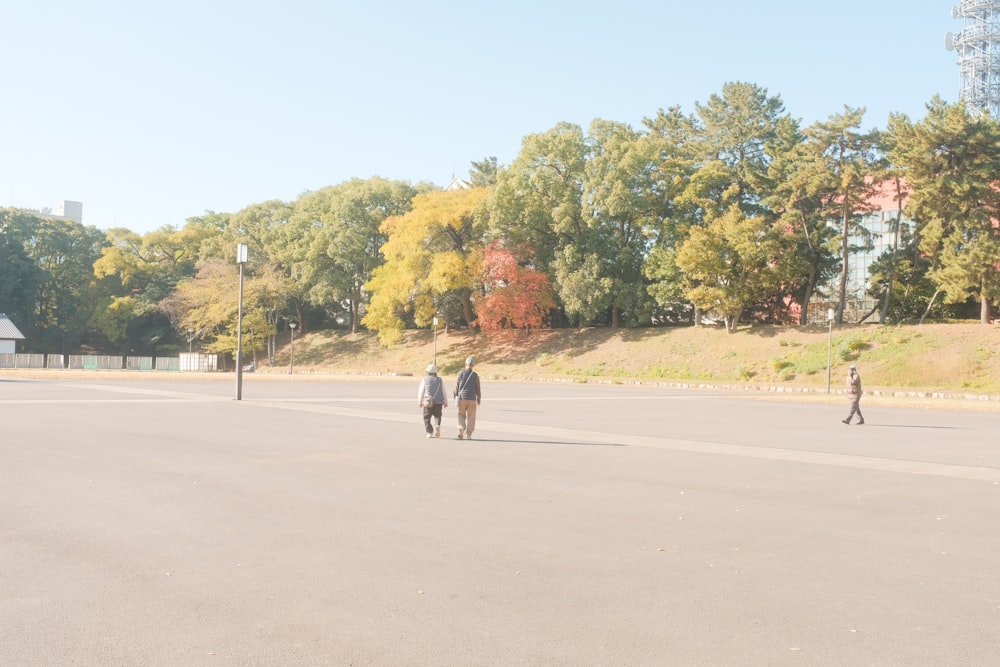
[857,303,880,324]
[351,287,360,333]
[611,306,620,328]
[726,308,743,333]
[981,277,991,324]
[461,289,477,332]
[919,288,941,325]
[880,186,904,324]
[836,204,850,324]
[799,266,817,325]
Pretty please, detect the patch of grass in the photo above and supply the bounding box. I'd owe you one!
[644,364,681,379]
[275,322,1000,394]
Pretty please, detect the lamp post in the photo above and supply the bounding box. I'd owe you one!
[288,321,297,374]
[826,308,835,394]
[432,315,439,365]
[235,243,248,401]
[187,328,195,354]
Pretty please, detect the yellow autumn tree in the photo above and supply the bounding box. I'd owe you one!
[363,187,489,346]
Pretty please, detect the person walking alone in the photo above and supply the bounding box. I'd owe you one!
[417,364,448,437]
[842,365,865,425]
[454,356,481,440]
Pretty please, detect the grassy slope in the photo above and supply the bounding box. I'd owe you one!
[273,321,1000,397]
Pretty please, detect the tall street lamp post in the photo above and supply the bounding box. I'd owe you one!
[826,308,835,394]
[288,321,297,374]
[187,328,195,354]
[236,243,248,401]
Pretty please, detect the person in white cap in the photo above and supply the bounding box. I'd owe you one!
[842,365,865,425]
[417,363,448,437]
[453,356,482,440]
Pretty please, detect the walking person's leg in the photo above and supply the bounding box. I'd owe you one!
[423,407,434,435]
[465,401,478,438]
[433,404,442,437]
[843,396,860,424]
[457,400,467,439]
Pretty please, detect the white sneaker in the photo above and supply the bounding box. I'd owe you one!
[434,425,440,438]
[426,433,433,438]
[457,428,465,440]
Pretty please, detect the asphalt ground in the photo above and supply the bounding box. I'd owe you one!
[1,375,998,666]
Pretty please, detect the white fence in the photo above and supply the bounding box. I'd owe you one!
[0,353,220,371]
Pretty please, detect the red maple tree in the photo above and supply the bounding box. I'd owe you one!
[476,242,556,332]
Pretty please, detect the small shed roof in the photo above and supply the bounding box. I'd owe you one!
[0,314,26,340]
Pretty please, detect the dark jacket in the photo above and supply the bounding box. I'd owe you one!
[454,368,481,402]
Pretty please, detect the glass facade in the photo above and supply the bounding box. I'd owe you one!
[809,209,914,322]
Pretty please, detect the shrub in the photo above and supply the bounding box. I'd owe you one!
[771,359,792,371]
[846,337,869,352]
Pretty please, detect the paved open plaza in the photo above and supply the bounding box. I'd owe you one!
[2,375,998,665]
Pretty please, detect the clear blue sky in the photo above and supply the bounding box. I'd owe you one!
[1,1,959,234]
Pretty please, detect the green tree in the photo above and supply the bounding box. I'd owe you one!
[866,222,943,322]
[807,107,883,323]
[690,81,788,217]
[676,205,797,333]
[194,200,301,362]
[291,177,418,333]
[0,209,45,332]
[469,157,500,188]
[763,115,842,324]
[21,217,108,351]
[488,122,587,286]
[639,106,700,323]
[92,225,211,351]
[579,119,659,327]
[678,82,797,325]
[158,257,277,366]
[886,98,1000,324]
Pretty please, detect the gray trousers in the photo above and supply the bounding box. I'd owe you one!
[846,394,864,422]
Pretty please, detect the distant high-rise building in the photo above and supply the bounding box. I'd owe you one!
[57,200,83,223]
[947,0,1000,117]
[15,199,83,224]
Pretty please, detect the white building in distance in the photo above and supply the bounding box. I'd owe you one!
[17,200,83,223]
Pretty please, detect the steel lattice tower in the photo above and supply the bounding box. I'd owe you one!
[947,0,1000,117]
